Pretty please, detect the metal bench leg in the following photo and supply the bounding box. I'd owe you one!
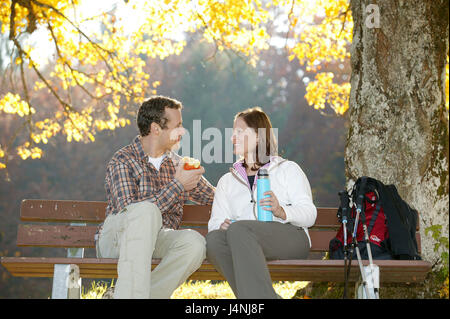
[52,237,85,299]
[355,265,380,299]
[51,264,81,299]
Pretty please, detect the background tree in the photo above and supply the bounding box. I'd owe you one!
[347,0,448,267]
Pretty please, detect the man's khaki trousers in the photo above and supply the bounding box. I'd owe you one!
[96,201,206,299]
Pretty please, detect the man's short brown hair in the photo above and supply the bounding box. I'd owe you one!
[137,96,182,136]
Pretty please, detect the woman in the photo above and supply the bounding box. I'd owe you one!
[206,107,317,299]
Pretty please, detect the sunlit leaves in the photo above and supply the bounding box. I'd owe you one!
[0,0,349,169]
[305,72,350,115]
[0,93,36,116]
[0,0,447,170]
[0,145,5,169]
[1,0,154,167]
[195,0,270,66]
[33,118,61,144]
[1,0,274,170]
[280,0,352,114]
[131,0,188,59]
[17,142,43,160]
[0,0,80,37]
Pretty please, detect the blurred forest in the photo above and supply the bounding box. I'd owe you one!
[0,34,348,298]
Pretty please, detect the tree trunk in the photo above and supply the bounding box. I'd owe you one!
[346,0,449,265]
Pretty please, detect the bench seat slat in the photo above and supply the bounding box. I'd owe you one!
[0,257,431,283]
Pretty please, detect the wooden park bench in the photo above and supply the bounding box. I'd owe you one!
[1,199,432,298]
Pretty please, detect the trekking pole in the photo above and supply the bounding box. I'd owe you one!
[359,206,380,299]
[345,237,354,296]
[338,191,350,298]
[354,180,378,299]
[351,207,371,299]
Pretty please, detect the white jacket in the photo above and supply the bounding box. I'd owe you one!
[208,156,317,247]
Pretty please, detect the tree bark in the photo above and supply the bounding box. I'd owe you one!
[347,0,449,265]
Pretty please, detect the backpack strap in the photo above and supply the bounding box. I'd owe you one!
[367,202,382,235]
[355,177,382,236]
[355,176,368,213]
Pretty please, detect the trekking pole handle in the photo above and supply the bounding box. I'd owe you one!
[356,194,364,215]
[338,191,350,223]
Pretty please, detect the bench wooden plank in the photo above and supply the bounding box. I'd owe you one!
[16,224,422,253]
[20,200,338,226]
[0,257,431,283]
[19,200,420,230]
[16,224,333,250]
[180,205,211,225]
[15,224,208,248]
[20,200,107,223]
[17,224,98,248]
[3,200,429,289]
[19,200,213,224]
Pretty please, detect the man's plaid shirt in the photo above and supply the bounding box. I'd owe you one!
[103,135,215,230]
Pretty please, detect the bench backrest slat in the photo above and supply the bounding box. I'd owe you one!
[21,200,340,226]
[17,224,97,248]
[16,224,422,253]
[20,200,106,223]
[20,200,420,230]
[19,200,212,225]
[176,205,212,226]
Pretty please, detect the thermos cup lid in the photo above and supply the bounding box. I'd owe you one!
[257,168,269,177]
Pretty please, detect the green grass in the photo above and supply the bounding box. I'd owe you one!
[81,280,309,299]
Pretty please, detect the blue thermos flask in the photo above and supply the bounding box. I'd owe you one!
[257,169,272,221]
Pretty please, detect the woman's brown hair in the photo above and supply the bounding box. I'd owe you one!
[234,107,278,171]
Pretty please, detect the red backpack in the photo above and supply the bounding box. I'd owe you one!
[329,179,392,260]
[329,176,421,260]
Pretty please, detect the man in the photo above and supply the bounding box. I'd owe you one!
[96,96,215,299]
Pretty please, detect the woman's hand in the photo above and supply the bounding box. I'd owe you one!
[259,191,286,220]
[220,218,233,230]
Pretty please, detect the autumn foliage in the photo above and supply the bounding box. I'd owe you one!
[0,0,448,171]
